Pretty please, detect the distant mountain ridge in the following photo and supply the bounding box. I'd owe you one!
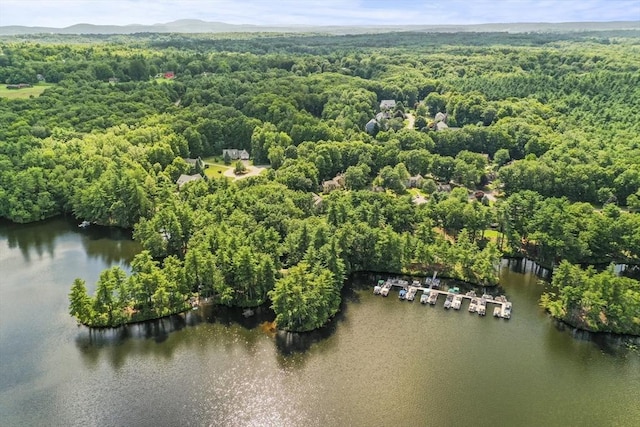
[1,19,639,35]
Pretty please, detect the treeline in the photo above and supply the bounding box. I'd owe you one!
[0,31,638,332]
[541,261,640,335]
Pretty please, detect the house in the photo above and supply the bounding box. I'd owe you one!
[312,193,324,210]
[222,149,250,161]
[380,100,396,111]
[322,174,345,193]
[435,121,449,131]
[365,119,379,135]
[176,174,203,189]
[164,71,175,79]
[406,174,423,188]
[183,157,204,172]
[434,112,448,123]
[436,183,452,193]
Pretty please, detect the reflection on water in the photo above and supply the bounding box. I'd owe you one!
[1,219,639,427]
[0,217,140,266]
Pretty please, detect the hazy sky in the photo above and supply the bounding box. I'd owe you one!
[0,0,638,27]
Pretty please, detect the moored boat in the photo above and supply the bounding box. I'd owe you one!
[502,302,512,319]
[428,290,438,305]
[478,298,487,316]
[444,293,454,309]
[420,291,429,304]
[468,297,478,313]
[373,279,385,295]
[452,294,463,310]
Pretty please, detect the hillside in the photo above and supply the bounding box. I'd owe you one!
[0,19,638,36]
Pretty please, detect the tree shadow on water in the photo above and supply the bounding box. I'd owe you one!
[274,287,356,359]
[551,319,639,357]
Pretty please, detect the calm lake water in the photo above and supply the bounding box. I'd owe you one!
[1,218,639,427]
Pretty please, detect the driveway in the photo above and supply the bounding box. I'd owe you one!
[223,161,270,180]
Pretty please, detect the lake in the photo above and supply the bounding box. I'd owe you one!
[1,218,638,426]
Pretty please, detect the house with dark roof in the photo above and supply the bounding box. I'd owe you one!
[406,174,424,188]
[184,157,204,172]
[222,149,250,160]
[176,174,203,189]
[365,119,379,135]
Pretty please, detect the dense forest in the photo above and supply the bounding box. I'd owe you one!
[1,30,638,333]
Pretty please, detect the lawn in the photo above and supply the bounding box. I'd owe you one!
[203,162,230,179]
[0,83,52,99]
[483,229,501,243]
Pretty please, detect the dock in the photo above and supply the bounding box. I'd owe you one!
[373,278,513,319]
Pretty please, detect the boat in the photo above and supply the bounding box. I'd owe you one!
[380,280,392,297]
[399,288,407,300]
[465,290,476,297]
[495,295,507,303]
[493,306,502,317]
[78,220,91,228]
[478,298,487,316]
[468,297,478,313]
[502,302,512,319]
[452,294,463,310]
[373,279,385,295]
[428,290,438,305]
[406,286,418,301]
[444,293,454,309]
[481,293,493,301]
[242,308,255,318]
[420,290,429,304]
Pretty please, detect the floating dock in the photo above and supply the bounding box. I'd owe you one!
[373,278,512,319]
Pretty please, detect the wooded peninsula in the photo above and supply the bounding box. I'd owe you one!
[1,30,638,334]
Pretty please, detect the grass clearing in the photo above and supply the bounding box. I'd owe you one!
[483,229,501,243]
[203,162,230,179]
[0,83,52,99]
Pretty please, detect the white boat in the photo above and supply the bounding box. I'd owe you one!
[478,298,487,316]
[428,290,438,305]
[493,306,501,317]
[406,286,418,301]
[420,291,429,304]
[444,293,454,309]
[78,220,91,228]
[468,298,478,313]
[380,280,392,297]
[502,302,512,319]
[452,294,463,310]
[373,280,385,295]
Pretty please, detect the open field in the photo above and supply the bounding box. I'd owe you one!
[0,83,52,99]
[203,163,229,178]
